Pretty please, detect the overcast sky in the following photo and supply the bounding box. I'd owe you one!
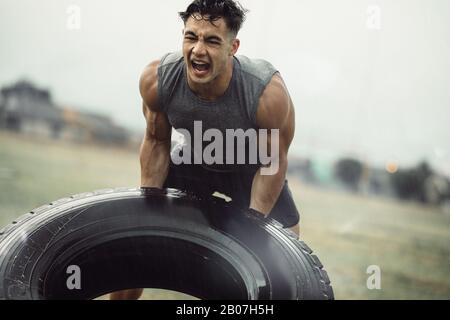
[1,0,449,173]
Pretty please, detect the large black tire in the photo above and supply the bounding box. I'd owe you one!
[0,187,333,300]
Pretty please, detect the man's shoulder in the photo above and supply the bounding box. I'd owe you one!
[256,74,292,130]
[157,52,185,88]
[235,54,278,84]
[140,52,183,84]
[159,51,184,67]
[235,54,274,67]
[139,60,160,110]
[139,52,184,111]
[140,60,159,91]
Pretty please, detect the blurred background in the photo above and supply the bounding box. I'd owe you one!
[0,0,449,299]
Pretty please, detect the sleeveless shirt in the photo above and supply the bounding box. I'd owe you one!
[157,52,278,173]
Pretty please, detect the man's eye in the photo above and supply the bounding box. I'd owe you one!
[208,41,220,45]
[185,37,196,41]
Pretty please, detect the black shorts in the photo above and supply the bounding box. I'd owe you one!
[163,163,300,228]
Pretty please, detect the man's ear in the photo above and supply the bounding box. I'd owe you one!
[230,38,240,56]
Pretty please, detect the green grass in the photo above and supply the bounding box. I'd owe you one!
[0,132,141,222]
[1,131,450,300]
[289,181,450,299]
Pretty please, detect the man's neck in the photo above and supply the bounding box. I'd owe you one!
[187,58,234,101]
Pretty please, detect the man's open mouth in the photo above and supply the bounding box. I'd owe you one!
[192,61,211,73]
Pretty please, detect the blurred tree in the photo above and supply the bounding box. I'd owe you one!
[390,161,433,203]
[334,158,363,192]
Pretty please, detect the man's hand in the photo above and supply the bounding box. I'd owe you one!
[140,187,167,195]
[245,207,266,218]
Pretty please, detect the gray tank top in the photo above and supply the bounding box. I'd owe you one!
[157,51,278,173]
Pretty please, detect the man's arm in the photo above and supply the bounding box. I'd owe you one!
[250,74,295,215]
[110,61,172,301]
[139,60,172,188]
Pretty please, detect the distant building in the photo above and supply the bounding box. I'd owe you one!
[60,108,129,145]
[0,80,63,138]
[0,80,130,145]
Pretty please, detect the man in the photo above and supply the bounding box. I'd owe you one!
[110,0,299,300]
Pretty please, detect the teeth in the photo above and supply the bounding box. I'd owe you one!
[192,60,210,74]
[193,61,208,65]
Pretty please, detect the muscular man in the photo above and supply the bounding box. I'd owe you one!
[110,0,299,300]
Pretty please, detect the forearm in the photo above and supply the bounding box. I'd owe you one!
[250,158,287,215]
[140,136,170,188]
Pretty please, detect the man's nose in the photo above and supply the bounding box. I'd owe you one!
[192,40,207,56]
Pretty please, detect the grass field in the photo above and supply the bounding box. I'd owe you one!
[1,131,449,300]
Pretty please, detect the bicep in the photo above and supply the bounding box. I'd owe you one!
[139,60,161,112]
[256,75,295,157]
[139,59,171,142]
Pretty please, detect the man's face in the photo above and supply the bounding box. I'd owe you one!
[182,15,239,85]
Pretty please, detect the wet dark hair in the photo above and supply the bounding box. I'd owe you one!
[179,0,248,36]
